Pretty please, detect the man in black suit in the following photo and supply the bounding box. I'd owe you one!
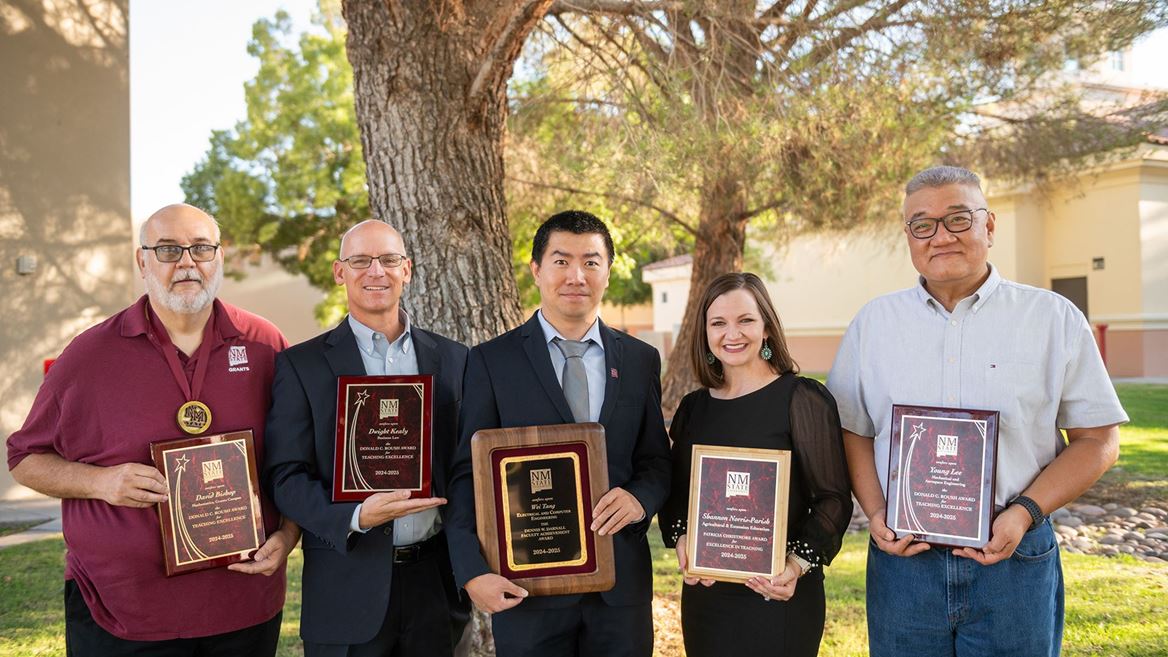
[264,220,469,657]
[445,211,672,657]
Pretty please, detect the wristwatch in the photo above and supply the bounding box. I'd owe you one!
[788,553,812,577]
[1009,495,1044,530]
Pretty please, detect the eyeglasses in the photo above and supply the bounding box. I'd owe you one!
[338,253,407,269]
[905,208,987,239]
[141,243,220,263]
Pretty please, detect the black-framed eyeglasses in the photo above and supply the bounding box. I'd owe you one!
[905,208,987,239]
[141,243,221,263]
[338,253,407,269]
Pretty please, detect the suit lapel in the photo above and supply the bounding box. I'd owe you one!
[411,328,442,379]
[598,320,622,426]
[323,317,366,377]
[521,314,576,424]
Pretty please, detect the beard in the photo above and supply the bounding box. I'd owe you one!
[145,266,223,314]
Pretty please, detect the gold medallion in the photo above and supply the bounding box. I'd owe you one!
[177,400,212,435]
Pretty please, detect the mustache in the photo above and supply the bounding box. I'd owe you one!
[170,270,204,287]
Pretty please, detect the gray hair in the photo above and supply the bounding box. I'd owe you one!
[904,166,982,196]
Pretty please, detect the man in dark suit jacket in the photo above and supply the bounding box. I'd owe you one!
[265,220,469,657]
[445,211,672,657]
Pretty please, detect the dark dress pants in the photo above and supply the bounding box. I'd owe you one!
[304,553,455,657]
[491,592,653,657]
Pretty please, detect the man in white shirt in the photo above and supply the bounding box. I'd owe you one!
[827,166,1127,657]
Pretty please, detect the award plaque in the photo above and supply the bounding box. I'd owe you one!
[334,375,433,501]
[471,423,615,596]
[885,405,1000,549]
[150,430,266,576]
[685,445,791,583]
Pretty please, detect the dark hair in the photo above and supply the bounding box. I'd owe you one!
[531,210,615,264]
[688,272,799,389]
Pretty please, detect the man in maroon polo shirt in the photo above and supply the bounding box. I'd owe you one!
[7,204,300,656]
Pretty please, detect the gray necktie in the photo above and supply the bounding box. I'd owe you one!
[553,337,591,422]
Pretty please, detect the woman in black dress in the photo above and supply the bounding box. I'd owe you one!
[658,272,853,657]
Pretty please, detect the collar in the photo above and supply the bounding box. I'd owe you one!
[120,295,240,340]
[536,309,604,351]
[348,311,413,356]
[915,263,1002,313]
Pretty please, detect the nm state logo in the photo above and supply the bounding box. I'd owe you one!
[936,434,959,458]
[530,468,552,494]
[227,346,250,372]
[726,471,750,498]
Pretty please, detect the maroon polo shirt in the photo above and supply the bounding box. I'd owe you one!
[7,295,289,641]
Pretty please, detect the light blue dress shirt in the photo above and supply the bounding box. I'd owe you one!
[347,313,440,545]
[537,310,606,422]
[827,264,1128,510]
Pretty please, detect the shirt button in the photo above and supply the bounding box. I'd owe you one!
[948,395,956,402]
[950,320,958,327]
[948,357,956,364]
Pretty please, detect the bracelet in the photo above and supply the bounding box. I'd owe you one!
[1009,495,1044,531]
[788,553,812,576]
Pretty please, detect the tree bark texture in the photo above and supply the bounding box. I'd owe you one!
[343,0,553,345]
[661,169,748,412]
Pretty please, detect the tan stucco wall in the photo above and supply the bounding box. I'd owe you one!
[1,0,133,500]
[645,151,1168,378]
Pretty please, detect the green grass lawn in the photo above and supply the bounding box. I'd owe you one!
[2,385,1163,656]
[5,533,1164,657]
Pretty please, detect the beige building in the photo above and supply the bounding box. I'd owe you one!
[644,139,1168,376]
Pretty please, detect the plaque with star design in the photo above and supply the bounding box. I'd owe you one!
[885,405,999,549]
[150,430,266,576]
[333,375,433,501]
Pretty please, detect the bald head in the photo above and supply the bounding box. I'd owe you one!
[338,220,406,260]
[140,204,220,247]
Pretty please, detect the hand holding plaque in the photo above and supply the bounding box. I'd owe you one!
[470,423,615,597]
[150,430,266,576]
[884,405,999,549]
[684,445,791,583]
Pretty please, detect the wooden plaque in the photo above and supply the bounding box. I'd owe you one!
[885,404,999,549]
[471,423,615,597]
[685,445,791,583]
[150,430,266,576]
[334,375,433,501]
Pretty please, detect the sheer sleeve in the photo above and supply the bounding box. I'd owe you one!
[658,392,696,548]
[787,378,853,568]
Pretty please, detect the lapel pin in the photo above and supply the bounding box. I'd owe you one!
[611,368,619,379]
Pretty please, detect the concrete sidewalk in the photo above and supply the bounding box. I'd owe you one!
[0,496,62,549]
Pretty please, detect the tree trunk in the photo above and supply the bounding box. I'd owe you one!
[661,172,748,412]
[343,3,554,655]
[343,0,529,345]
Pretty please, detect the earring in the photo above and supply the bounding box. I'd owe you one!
[760,340,773,361]
[705,352,717,365]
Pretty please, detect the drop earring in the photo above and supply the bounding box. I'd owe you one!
[705,351,716,365]
[760,340,773,361]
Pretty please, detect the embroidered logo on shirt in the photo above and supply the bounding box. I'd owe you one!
[530,468,553,494]
[228,345,251,373]
[726,471,750,497]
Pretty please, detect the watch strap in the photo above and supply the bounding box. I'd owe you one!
[1009,495,1044,530]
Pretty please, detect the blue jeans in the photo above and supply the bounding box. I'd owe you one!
[867,519,1064,657]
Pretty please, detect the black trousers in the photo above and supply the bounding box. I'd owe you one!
[64,579,281,657]
[491,593,653,657]
[680,570,826,657]
[304,552,456,657]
